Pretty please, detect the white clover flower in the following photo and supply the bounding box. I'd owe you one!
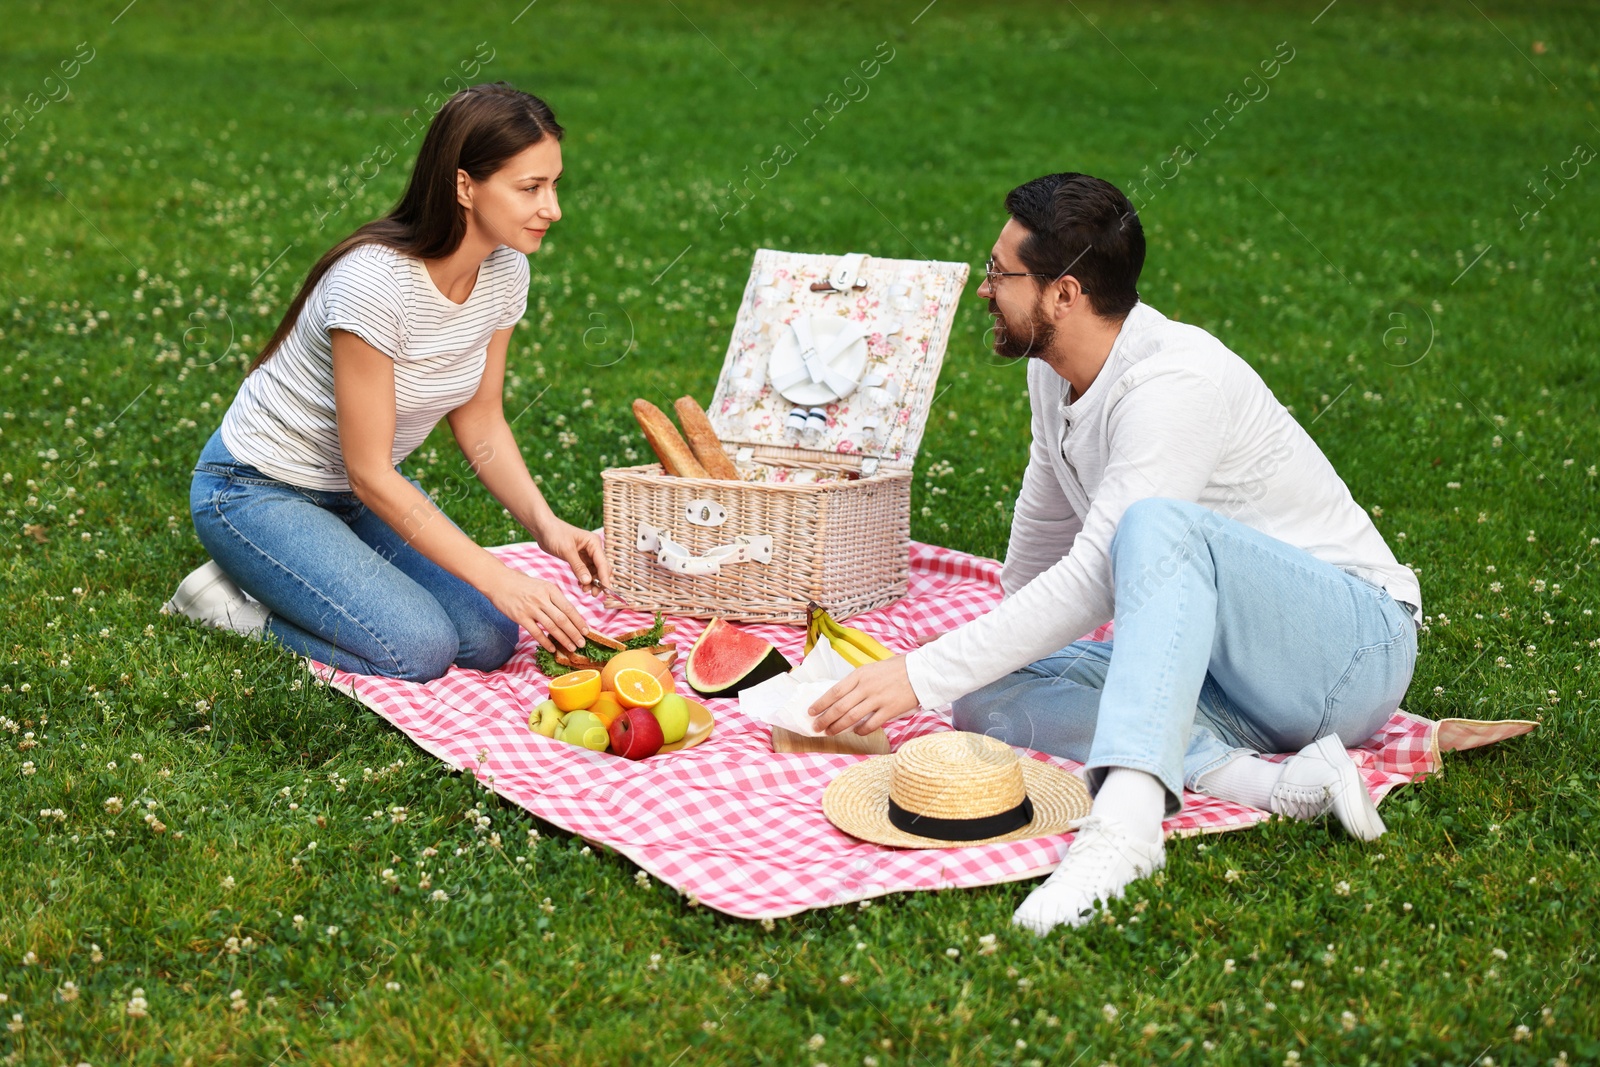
[977,933,997,955]
[430,889,448,903]
[325,926,339,937]
[21,951,36,966]
[807,1034,826,1050]
[104,795,124,815]
[648,953,662,972]
[1101,1003,1118,1023]
[945,947,960,959]
[1223,959,1236,974]
[1492,947,1508,960]
[125,990,149,1019]
[292,915,305,929]
[229,989,247,1012]
[58,981,79,1003]
[385,981,401,992]
[90,944,103,963]
[221,875,235,891]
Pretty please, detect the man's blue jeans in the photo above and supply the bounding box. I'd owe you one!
[187,427,519,682]
[951,498,1418,814]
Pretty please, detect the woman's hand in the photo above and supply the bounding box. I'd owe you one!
[488,569,589,654]
[533,517,615,599]
[808,655,921,736]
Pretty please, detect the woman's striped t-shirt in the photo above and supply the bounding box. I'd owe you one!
[219,241,530,492]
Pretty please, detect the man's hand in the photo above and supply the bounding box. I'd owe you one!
[808,655,921,736]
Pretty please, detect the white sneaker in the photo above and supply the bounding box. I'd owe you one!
[1012,816,1166,935]
[1270,734,1386,841]
[160,559,269,638]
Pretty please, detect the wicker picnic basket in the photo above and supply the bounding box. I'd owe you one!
[601,250,970,623]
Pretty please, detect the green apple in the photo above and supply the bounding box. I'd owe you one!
[555,709,610,751]
[651,693,691,744]
[530,699,562,738]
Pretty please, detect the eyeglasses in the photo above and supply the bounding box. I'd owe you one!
[983,257,1089,292]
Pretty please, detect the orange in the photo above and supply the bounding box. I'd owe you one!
[600,649,674,694]
[548,669,601,712]
[611,667,665,709]
[588,692,625,728]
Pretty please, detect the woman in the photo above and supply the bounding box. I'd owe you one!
[164,83,608,682]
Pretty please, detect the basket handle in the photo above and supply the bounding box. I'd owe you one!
[636,522,774,577]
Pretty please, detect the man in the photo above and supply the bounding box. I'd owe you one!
[809,172,1420,936]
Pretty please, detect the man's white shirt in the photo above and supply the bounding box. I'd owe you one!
[905,301,1422,710]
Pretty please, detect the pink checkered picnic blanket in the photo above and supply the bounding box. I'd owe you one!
[305,540,1535,920]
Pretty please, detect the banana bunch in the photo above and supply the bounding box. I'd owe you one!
[806,603,895,668]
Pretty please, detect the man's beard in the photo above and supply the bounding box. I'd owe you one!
[989,298,1055,361]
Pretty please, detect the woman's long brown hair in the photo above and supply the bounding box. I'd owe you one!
[244,82,563,377]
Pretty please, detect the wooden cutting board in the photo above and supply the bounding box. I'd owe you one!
[770,725,890,755]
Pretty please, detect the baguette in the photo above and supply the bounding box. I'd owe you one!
[673,395,741,480]
[632,399,708,478]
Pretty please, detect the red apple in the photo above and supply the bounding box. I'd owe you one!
[607,704,664,760]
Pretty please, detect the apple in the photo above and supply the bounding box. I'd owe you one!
[555,710,610,751]
[530,699,562,738]
[608,704,664,760]
[650,693,691,745]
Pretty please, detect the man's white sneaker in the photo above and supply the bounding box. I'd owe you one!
[1012,816,1166,935]
[1270,734,1386,841]
[160,559,269,639]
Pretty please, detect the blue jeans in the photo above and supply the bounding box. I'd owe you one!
[952,498,1418,815]
[187,427,519,682]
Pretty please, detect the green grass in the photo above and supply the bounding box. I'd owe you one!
[3,0,1598,1063]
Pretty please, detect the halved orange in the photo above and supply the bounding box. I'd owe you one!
[611,667,665,709]
[549,669,601,712]
[600,648,674,694]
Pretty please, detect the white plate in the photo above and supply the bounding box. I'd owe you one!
[767,315,869,407]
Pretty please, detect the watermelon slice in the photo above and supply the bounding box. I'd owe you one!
[685,618,792,698]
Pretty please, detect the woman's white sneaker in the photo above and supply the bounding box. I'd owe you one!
[160,559,269,639]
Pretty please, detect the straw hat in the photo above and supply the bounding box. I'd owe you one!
[823,732,1091,849]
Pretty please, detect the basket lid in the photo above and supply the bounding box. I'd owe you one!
[706,250,970,471]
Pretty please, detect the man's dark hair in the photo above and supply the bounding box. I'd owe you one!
[1003,173,1144,321]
